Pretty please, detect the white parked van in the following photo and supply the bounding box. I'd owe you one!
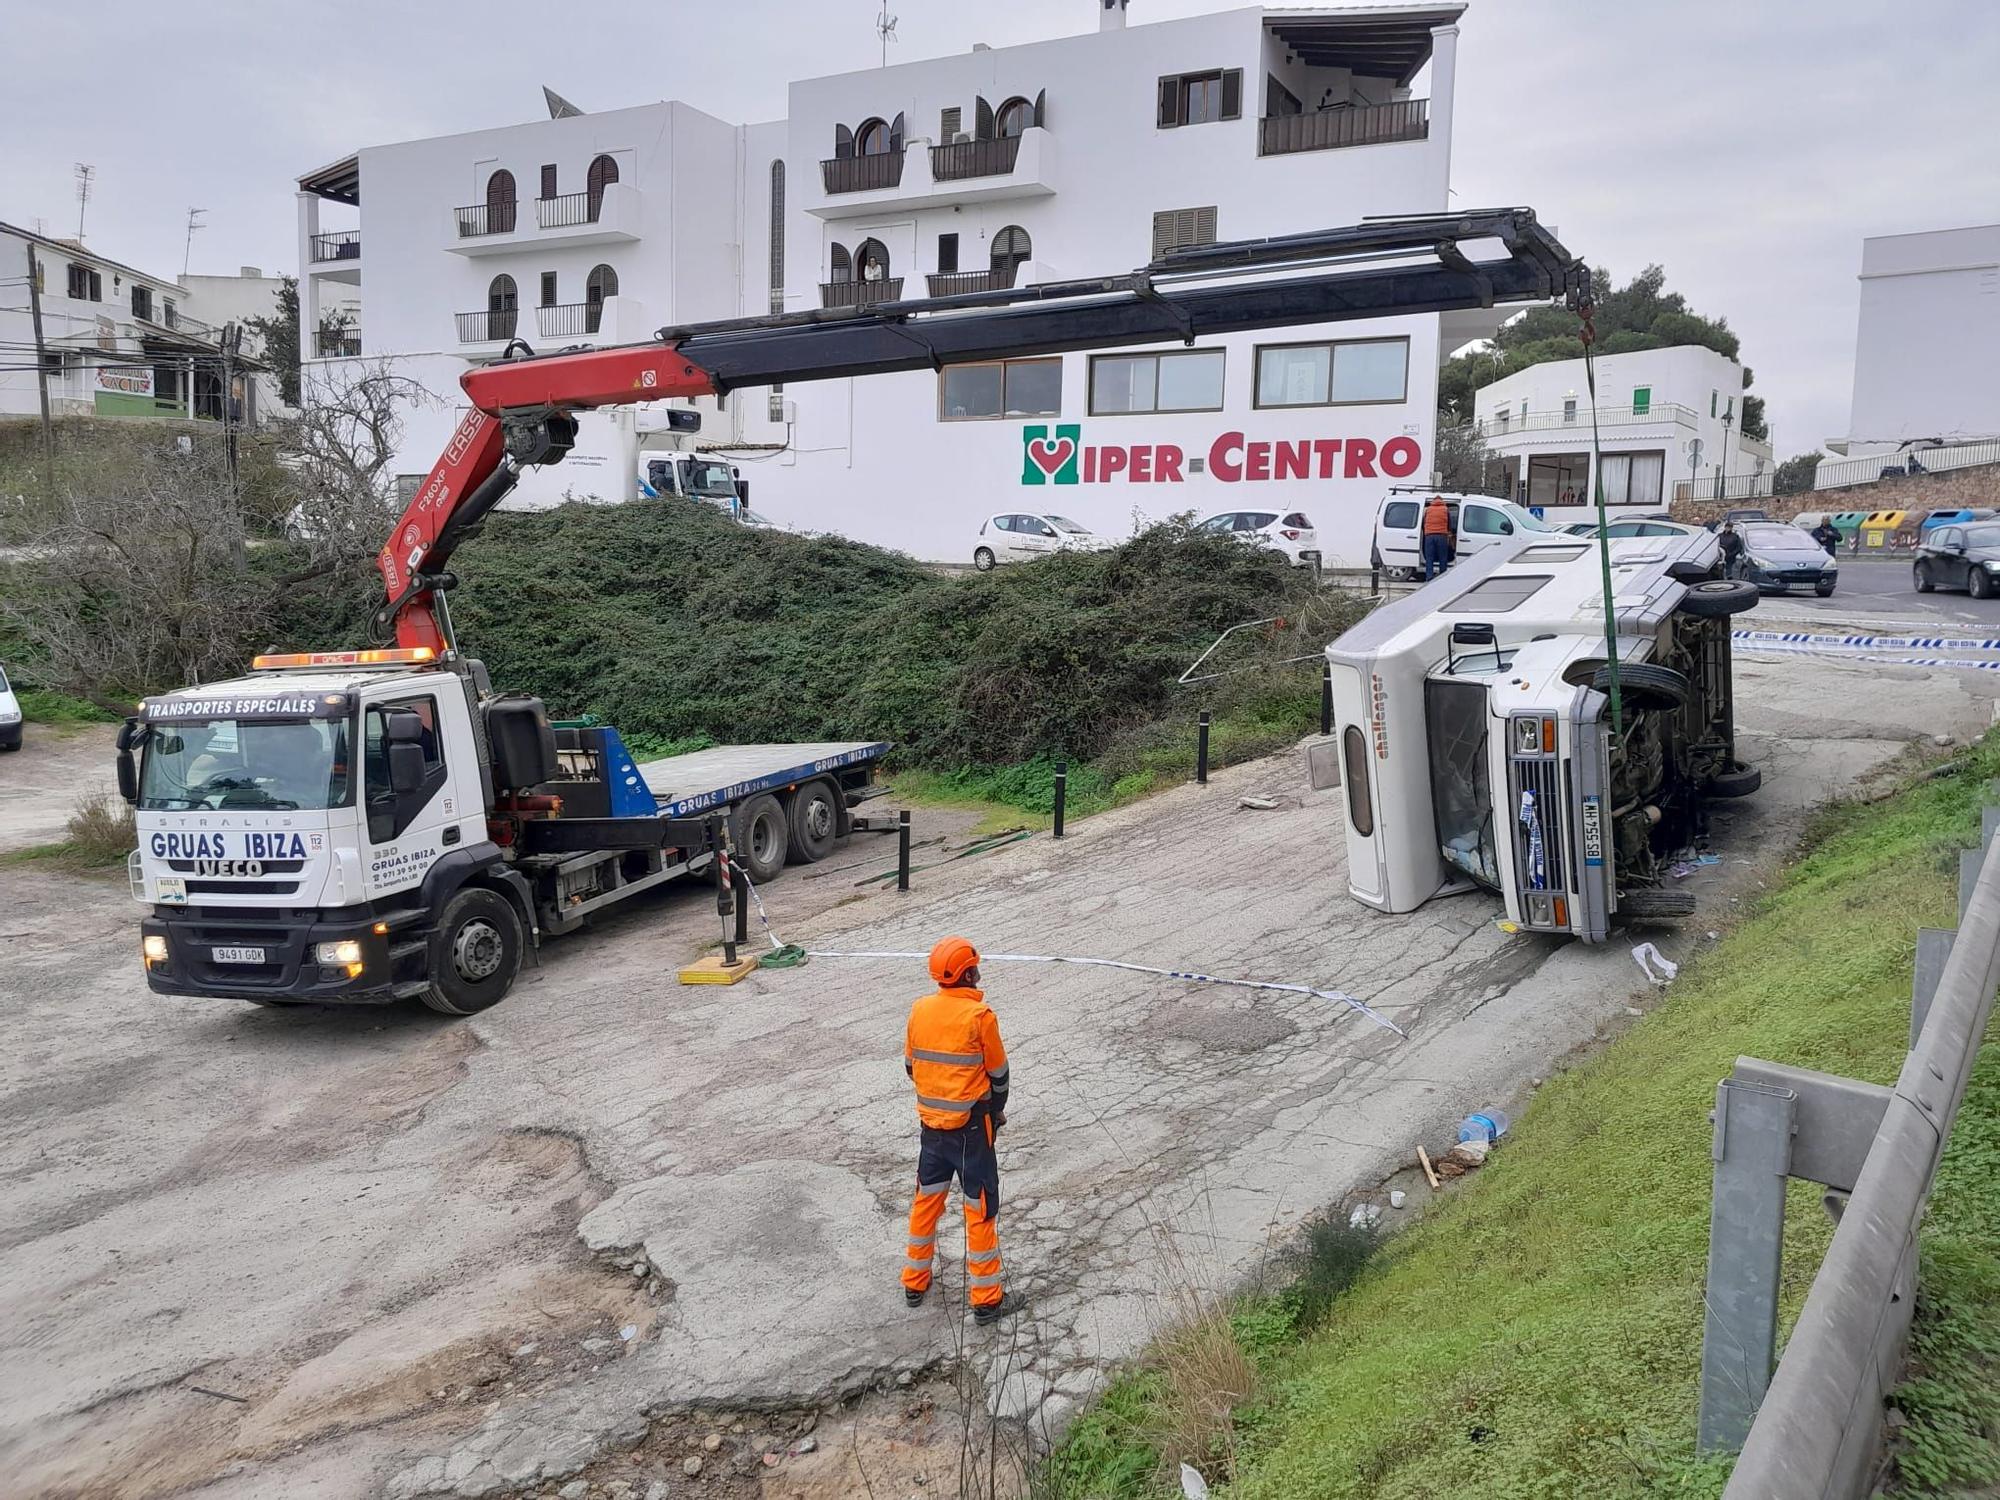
[0,663,22,752]
[1370,493,1556,578]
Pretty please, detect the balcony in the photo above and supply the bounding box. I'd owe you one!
[820,277,904,310]
[821,152,905,195]
[455,308,521,344]
[1475,402,1699,442]
[809,127,1055,220]
[929,135,1021,182]
[314,330,362,357]
[526,295,648,345]
[445,181,642,255]
[536,301,605,338]
[307,229,362,285]
[925,268,1017,297]
[1259,98,1429,157]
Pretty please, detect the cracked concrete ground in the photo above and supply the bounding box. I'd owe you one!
[0,649,1992,1499]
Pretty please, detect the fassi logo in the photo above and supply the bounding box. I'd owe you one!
[1021,425,1421,485]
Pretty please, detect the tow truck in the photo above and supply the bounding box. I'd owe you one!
[119,210,1591,1014]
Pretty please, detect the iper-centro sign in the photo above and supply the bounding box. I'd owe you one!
[1021,424,1423,486]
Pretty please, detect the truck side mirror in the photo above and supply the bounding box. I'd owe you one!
[388,741,426,796]
[116,750,139,804]
[384,708,426,744]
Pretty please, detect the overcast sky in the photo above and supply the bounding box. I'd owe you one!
[3,0,1994,453]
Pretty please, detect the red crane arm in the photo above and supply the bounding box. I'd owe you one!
[376,344,719,653]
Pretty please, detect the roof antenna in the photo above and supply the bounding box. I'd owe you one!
[182,207,207,278]
[875,3,898,67]
[73,163,95,240]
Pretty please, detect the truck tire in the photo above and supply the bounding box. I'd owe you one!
[1677,579,1760,617]
[1708,760,1762,799]
[1589,662,1691,713]
[420,887,524,1016]
[1619,887,1697,919]
[786,778,840,864]
[732,793,788,883]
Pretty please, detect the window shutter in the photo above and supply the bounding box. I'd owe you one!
[890,112,905,152]
[1157,76,1181,128]
[541,164,557,198]
[1033,89,1047,128]
[975,96,994,140]
[1151,211,1174,259]
[1220,69,1242,121]
[938,233,959,273]
[1194,206,1217,245]
[540,271,557,306]
[940,106,961,141]
[90,269,102,300]
[834,123,854,159]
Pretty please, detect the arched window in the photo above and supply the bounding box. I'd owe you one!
[856,238,891,282]
[856,118,892,155]
[991,226,1031,286]
[829,243,852,283]
[485,170,517,234]
[487,273,518,338]
[586,154,619,218]
[996,97,1034,138]
[584,264,618,332]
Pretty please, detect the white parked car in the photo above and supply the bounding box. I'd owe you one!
[1597,517,1703,539]
[0,663,22,752]
[972,513,1114,570]
[1194,509,1322,569]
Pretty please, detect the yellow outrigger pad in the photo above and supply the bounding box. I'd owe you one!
[679,954,759,985]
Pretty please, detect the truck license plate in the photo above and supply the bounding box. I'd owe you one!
[1581,797,1604,866]
[211,946,266,965]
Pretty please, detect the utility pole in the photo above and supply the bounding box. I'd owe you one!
[23,236,55,498]
[221,322,242,500]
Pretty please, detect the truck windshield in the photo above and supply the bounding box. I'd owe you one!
[138,717,354,811]
[1424,679,1500,890]
[686,461,737,497]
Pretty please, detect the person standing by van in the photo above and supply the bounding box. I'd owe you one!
[1810,518,1840,556]
[1420,495,1453,581]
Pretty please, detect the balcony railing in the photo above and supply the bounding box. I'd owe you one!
[536,301,605,337]
[537,191,605,229]
[820,277,903,309]
[1475,402,1699,438]
[820,151,905,194]
[926,268,1018,297]
[454,202,518,238]
[309,230,361,263]
[1259,98,1429,156]
[929,135,1023,182]
[455,308,520,342]
[314,330,362,357]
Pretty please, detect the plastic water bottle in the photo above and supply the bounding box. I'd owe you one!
[1458,1110,1510,1144]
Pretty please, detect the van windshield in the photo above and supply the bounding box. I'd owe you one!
[1425,678,1500,890]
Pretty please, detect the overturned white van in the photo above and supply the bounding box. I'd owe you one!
[1326,531,1761,941]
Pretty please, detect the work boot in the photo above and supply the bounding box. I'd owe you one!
[904,1285,928,1308]
[972,1293,1025,1328]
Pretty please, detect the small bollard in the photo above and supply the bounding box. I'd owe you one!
[1321,661,1333,736]
[1053,759,1067,839]
[716,847,739,967]
[1197,710,1211,785]
[897,809,912,892]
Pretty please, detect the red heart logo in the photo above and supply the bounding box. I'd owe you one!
[1028,436,1075,477]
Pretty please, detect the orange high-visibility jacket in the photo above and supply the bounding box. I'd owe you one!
[905,985,1009,1130]
[1422,500,1452,536]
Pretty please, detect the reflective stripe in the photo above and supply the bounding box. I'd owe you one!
[917,1180,952,1197]
[915,1092,984,1114]
[907,1233,936,1247]
[912,1047,984,1066]
[968,1271,1004,1287]
[987,1063,1009,1083]
[904,1255,933,1270]
[967,1257,1001,1274]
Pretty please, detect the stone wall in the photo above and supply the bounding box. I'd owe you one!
[1670,462,2000,526]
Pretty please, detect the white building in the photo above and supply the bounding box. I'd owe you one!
[0,222,251,424]
[1469,345,1772,512]
[302,2,1498,563]
[1834,222,2000,456]
[178,265,359,419]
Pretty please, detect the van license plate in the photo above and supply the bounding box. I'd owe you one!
[212,946,266,965]
[1581,797,1604,866]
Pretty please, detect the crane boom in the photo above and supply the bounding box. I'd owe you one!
[377,209,1586,653]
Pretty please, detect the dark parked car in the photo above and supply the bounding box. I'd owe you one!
[1914,523,2000,599]
[1735,522,1838,597]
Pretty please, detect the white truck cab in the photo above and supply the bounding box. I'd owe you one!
[1328,531,1760,939]
[638,450,745,512]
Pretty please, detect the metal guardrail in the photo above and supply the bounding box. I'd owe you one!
[1259,98,1429,156]
[1475,402,1699,438]
[309,230,360,262]
[819,151,904,194]
[930,135,1022,181]
[1672,472,1776,504]
[536,301,604,337]
[536,191,604,229]
[819,277,903,309]
[1814,439,2000,493]
[1699,796,2000,1495]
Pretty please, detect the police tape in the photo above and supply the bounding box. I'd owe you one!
[797,948,1410,1039]
[1730,639,2000,673]
[1734,629,2000,652]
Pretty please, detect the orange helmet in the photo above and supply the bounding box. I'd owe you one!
[928,935,980,987]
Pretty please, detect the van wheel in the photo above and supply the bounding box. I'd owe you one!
[1708,760,1762,799]
[974,547,996,572]
[1589,662,1691,713]
[421,887,524,1015]
[731,793,789,883]
[1619,887,1697,920]
[786,778,841,863]
[1677,579,1760,617]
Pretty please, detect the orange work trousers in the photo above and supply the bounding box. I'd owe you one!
[901,1107,1003,1307]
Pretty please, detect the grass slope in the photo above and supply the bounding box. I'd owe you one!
[1045,739,2000,1499]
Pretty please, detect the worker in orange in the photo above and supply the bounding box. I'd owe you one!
[900,935,1019,1325]
[1420,494,1454,580]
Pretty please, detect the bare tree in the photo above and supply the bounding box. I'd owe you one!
[278,358,439,580]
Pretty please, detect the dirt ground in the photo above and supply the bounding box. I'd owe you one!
[1,647,1994,1500]
[0,721,117,851]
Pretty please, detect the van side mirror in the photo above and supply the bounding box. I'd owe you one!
[1498,519,1514,535]
[388,741,426,795]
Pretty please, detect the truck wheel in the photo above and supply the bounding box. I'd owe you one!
[731,793,788,883]
[1589,662,1691,713]
[420,887,524,1016]
[1708,760,1762,799]
[974,547,997,572]
[1619,887,1697,919]
[786,778,840,863]
[1677,579,1760,617]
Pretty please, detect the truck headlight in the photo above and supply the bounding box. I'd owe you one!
[142,934,168,966]
[313,939,363,965]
